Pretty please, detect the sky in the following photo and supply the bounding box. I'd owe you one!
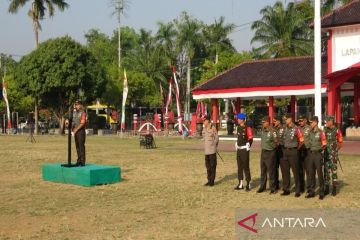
[0,0,280,60]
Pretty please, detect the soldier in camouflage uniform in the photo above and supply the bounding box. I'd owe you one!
[298,115,311,193]
[273,115,284,190]
[305,116,327,200]
[280,113,304,197]
[72,100,87,166]
[257,116,278,194]
[324,115,343,196]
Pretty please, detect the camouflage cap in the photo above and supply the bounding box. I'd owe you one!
[325,115,335,122]
[284,113,293,119]
[298,115,307,121]
[262,116,270,123]
[204,115,211,121]
[309,116,319,123]
[273,115,281,122]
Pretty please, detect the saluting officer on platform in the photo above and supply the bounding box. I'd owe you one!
[202,115,219,187]
[234,113,253,191]
[73,100,87,167]
[305,116,327,200]
[257,116,278,194]
[273,115,284,190]
[298,115,311,193]
[280,113,304,197]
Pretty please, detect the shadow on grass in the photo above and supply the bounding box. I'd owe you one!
[216,173,261,188]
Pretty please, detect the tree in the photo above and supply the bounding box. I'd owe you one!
[8,0,69,134]
[203,16,236,65]
[251,1,313,58]
[16,36,107,134]
[322,0,353,14]
[199,51,253,84]
[156,21,177,67]
[0,54,33,117]
[174,12,204,114]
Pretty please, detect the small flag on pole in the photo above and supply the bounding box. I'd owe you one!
[121,69,128,130]
[2,71,12,129]
[172,66,183,133]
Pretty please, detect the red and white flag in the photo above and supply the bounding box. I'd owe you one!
[172,66,183,133]
[121,69,128,130]
[165,78,173,116]
[2,74,11,129]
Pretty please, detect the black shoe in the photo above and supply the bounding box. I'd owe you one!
[270,189,276,194]
[332,187,337,196]
[204,182,210,186]
[257,188,265,193]
[281,190,290,196]
[295,192,301,198]
[319,194,324,200]
[305,193,315,198]
[209,182,215,187]
[245,184,251,192]
[324,185,330,195]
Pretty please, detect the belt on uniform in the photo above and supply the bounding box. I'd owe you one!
[283,147,297,150]
[309,150,322,153]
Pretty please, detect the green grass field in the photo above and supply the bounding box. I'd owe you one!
[0,135,359,240]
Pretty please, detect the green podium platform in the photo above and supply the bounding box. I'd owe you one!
[42,163,121,187]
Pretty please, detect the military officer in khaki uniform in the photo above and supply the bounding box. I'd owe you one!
[280,113,304,197]
[257,116,278,194]
[273,115,284,190]
[305,116,327,200]
[202,115,219,187]
[298,115,311,193]
[73,100,87,166]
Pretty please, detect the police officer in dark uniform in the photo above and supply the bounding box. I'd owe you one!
[273,115,284,190]
[305,116,327,200]
[234,113,253,191]
[280,113,304,197]
[257,116,278,194]
[298,115,311,193]
[73,100,87,166]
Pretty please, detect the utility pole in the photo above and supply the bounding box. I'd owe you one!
[314,0,322,125]
[114,0,125,78]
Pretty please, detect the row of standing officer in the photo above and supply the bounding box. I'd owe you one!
[202,113,343,200]
[255,113,343,199]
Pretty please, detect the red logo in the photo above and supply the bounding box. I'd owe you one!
[237,213,258,233]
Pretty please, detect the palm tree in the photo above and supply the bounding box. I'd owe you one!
[8,0,69,134]
[251,1,313,58]
[175,12,203,114]
[203,16,236,65]
[156,21,177,67]
[322,0,353,14]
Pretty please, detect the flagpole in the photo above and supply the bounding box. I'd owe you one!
[121,70,128,135]
[314,0,322,125]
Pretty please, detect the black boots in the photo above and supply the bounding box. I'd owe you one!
[245,182,251,192]
[332,186,337,196]
[324,185,330,195]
